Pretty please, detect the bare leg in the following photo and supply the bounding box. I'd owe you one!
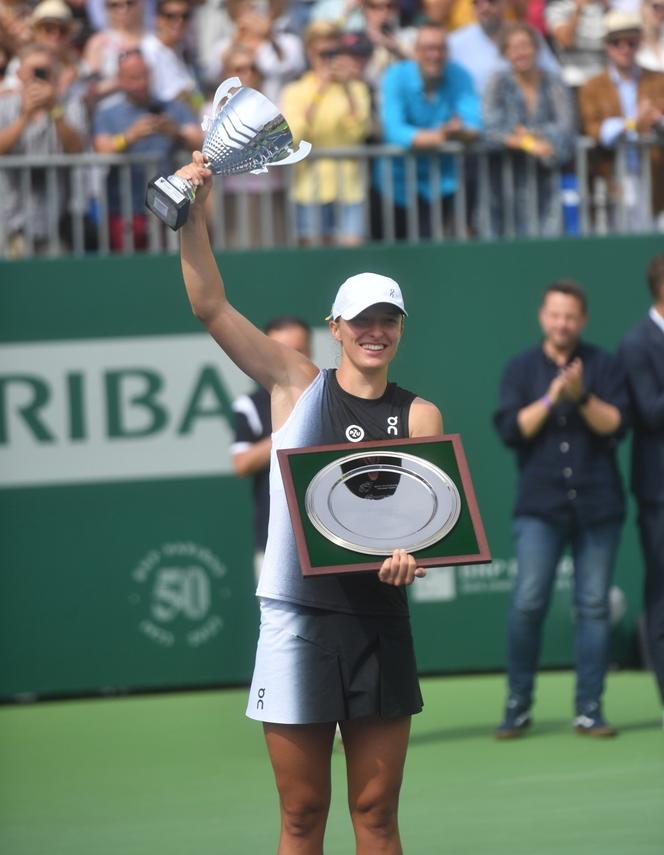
[263,722,336,855]
[341,715,411,855]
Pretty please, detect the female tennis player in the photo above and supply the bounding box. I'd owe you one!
[177,151,443,855]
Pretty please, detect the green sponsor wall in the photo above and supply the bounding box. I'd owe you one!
[0,235,659,700]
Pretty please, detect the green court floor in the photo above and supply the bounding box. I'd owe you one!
[1,671,662,855]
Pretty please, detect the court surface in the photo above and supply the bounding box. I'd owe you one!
[1,671,662,855]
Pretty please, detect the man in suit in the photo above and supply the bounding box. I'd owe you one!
[619,255,664,717]
[579,11,664,230]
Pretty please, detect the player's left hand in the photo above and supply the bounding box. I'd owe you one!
[378,549,426,586]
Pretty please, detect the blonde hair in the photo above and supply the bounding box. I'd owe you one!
[304,20,342,48]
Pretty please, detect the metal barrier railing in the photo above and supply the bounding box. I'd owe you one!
[0,137,661,258]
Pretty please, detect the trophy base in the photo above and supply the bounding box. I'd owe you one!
[145,176,192,231]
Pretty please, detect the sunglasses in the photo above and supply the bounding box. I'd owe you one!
[118,47,143,62]
[160,9,190,20]
[607,36,640,48]
[37,20,70,33]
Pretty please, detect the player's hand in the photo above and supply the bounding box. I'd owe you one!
[378,549,426,586]
[175,150,213,207]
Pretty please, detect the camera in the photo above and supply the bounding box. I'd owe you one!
[147,101,164,114]
[33,67,50,81]
[320,48,341,60]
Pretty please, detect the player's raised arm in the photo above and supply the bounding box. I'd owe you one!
[177,152,317,399]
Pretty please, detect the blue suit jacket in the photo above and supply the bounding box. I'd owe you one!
[619,313,664,504]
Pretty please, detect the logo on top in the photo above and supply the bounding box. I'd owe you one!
[345,424,365,442]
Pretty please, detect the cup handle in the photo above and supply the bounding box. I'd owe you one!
[202,76,242,131]
[266,140,313,168]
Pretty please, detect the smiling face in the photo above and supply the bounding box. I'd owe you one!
[604,29,642,71]
[503,28,537,73]
[330,303,404,372]
[415,25,448,79]
[156,0,190,47]
[539,291,586,355]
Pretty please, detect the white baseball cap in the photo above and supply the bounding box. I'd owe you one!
[328,272,407,321]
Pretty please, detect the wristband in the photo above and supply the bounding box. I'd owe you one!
[112,133,127,152]
[624,118,637,133]
[541,393,553,410]
[521,134,537,153]
[577,390,591,407]
[50,104,65,121]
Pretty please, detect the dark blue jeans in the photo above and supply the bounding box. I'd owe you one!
[507,515,622,714]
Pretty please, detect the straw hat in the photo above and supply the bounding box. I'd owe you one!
[603,10,642,38]
[31,0,82,34]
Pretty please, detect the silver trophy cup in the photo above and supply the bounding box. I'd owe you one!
[145,77,311,230]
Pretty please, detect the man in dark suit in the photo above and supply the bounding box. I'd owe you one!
[619,255,664,715]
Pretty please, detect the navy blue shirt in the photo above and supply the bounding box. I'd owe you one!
[494,342,630,525]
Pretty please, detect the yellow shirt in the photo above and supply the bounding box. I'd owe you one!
[447,0,476,31]
[280,72,371,205]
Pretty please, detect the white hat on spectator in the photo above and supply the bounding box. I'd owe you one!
[603,10,643,37]
[31,0,81,32]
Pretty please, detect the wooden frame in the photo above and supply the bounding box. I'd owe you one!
[277,433,491,577]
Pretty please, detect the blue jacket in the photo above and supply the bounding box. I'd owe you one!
[376,60,481,205]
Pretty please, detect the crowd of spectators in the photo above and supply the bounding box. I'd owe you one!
[1,0,664,253]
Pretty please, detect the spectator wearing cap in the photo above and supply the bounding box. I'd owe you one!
[29,0,86,97]
[2,0,85,95]
[92,48,201,250]
[579,10,664,229]
[449,0,559,96]
[374,21,481,239]
[0,43,87,257]
[638,0,664,71]
[140,0,202,109]
[312,0,416,90]
[546,0,610,89]
[280,20,372,246]
[204,0,304,106]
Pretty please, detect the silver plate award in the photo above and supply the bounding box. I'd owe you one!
[304,451,462,556]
